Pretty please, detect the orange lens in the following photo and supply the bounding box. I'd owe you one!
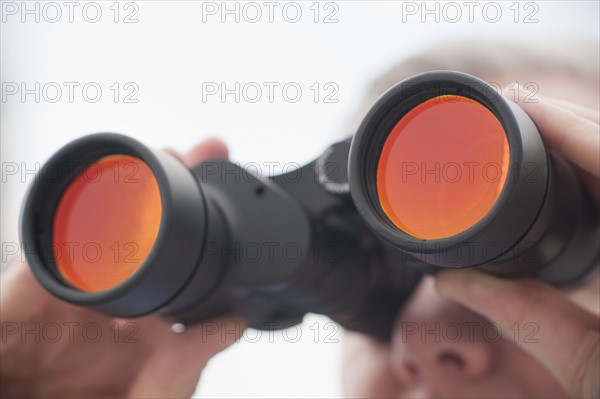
[377,95,510,239]
[53,155,162,292]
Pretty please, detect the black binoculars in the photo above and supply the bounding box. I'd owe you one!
[21,71,599,340]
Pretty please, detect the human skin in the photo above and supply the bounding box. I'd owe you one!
[0,139,246,398]
[343,86,600,398]
[1,85,598,398]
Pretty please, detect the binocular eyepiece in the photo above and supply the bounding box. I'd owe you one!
[20,71,599,340]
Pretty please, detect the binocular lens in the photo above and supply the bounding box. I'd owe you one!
[52,155,162,292]
[376,95,510,239]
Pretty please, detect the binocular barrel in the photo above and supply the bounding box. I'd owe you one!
[20,71,599,341]
[349,71,598,282]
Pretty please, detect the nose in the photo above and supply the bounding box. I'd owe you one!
[390,277,496,387]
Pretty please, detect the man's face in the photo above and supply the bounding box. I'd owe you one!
[346,274,599,398]
[395,276,581,398]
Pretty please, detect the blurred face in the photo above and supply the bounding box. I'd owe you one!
[387,277,566,398]
[344,73,599,398]
[388,268,599,398]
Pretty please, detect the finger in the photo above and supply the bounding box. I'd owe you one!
[2,253,26,274]
[128,315,245,398]
[544,98,600,125]
[343,331,399,398]
[503,84,600,177]
[436,269,600,399]
[1,255,43,297]
[182,138,229,168]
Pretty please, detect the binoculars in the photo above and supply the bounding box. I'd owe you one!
[20,71,599,340]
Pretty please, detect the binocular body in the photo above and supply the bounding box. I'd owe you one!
[20,71,599,340]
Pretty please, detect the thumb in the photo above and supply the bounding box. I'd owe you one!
[128,315,245,398]
[182,138,229,168]
[163,137,229,169]
[435,269,599,399]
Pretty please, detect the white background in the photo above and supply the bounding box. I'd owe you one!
[1,1,598,397]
